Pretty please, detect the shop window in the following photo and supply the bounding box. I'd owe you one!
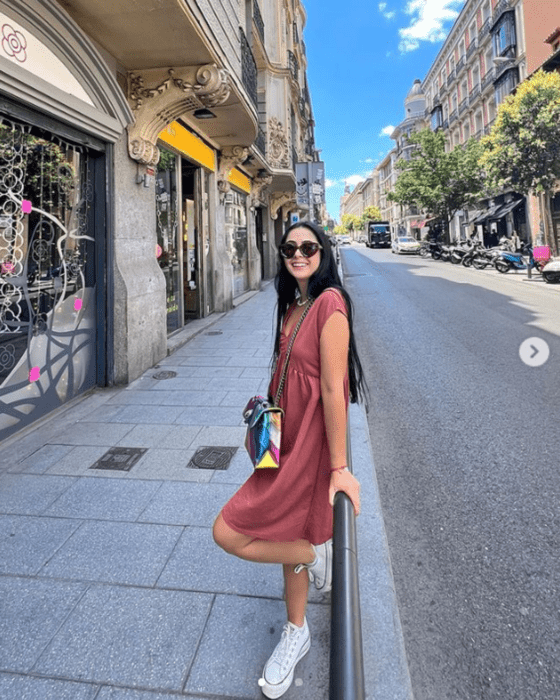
[0,117,100,439]
[225,190,249,297]
[156,149,181,333]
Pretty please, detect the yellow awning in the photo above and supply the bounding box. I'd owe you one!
[158,121,216,171]
[228,167,251,194]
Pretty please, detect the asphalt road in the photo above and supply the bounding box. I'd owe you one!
[342,246,560,700]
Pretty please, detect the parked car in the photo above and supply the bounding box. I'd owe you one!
[339,235,352,246]
[391,236,421,254]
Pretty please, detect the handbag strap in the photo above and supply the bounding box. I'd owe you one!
[273,299,314,406]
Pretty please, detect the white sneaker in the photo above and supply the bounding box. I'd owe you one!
[294,539,332,593]
[258,618,311,698]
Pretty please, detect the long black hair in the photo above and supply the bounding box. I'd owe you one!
[272,220,367,404]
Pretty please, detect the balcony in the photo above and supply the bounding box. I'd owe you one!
[492,0,511,25]
[240,28,258,106]
[255,124,266,155]
[484,118,496,135]
[449,109,458,124]
[467,38,478,58]
[481,68,495,92]
[470,83,480,102]
[459,98,468,115]
[456,55,466,75]
[479,18,490,41]
[288,50,299,84]
[253,0,265,43]
[447,69,456,86]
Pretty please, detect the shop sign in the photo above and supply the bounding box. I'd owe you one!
[1,13,93,105]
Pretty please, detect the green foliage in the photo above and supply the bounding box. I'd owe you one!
[389,128,484,233]
[360,205,382,227]
[340,213,361,232]
[481,70,560,196]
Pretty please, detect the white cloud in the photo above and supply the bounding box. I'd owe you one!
[325,178,337,188]
[398,0,462,53]
[378,2,396,20]
[380,125,395,137]
[345,175,366,187]
[360,157,374,163]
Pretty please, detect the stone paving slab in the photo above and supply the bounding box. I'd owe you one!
[0,674,98,700]
[138,481,238,527]
[32,586,213,692]
[44,477,163,521]
[156,525,284,597]
[0,474,76,515]
[96,688,202,700]
[40,520,182,586]
[7,444,75,474]
[0,515,80,575]
[185,595,330,699]
[0,577,87,672]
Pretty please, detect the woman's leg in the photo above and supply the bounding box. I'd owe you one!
[213,512,315,566]
[283,564,309,627]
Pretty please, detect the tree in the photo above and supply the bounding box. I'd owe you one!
[481,69,560,255]
[340,213,361,233]
[388,128,484,241]
[360,205,382,228]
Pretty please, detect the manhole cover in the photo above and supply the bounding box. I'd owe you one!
[205,330,223,336]
[153,370,177,380]
[90,447,147,472]
[188,446,237,470]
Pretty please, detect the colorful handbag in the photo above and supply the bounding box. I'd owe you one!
[242,299,314,469]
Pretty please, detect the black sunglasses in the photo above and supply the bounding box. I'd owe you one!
[279,240,323,259]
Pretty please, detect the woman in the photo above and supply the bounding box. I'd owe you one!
[213,221,365,699]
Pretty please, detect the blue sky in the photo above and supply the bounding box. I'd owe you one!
[303,0,465,220]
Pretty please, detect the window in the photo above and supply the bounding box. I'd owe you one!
[463,121,471,141]
[494,67,519,105]
[431,105,443,131]
[493,11,516,56]
[482,2,490,22]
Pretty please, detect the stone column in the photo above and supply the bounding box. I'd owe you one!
[111,134,167,384]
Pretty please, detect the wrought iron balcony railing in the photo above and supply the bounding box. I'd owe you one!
[288,50,299,83]
[253,1,265,43]
[240,27,258,107]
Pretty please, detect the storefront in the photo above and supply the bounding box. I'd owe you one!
[224,170,251,298]
[0,0,131,439]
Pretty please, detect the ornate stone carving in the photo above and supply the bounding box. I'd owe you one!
[217,146,250,196]
[126,64,232,165]
[270,192,296,220]
[268,118,290,169]
[251,173,273,208]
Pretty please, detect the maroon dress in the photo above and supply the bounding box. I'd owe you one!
[222,288,349,545]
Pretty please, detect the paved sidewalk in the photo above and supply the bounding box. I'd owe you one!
[0,281,412,700]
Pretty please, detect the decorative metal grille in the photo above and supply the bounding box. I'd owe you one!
[288,50,299,84]
[0,117,97,439]
[253,1,265,43]
[240,27,258,107]
[255,125,266,156]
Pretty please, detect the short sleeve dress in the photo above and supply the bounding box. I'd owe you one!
[221,288,349,546]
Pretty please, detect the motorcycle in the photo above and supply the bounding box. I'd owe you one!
[541,257,560,284]
[432,243,454,261]
[419,241,439,258]
[495,244,546,274]
[460,242,483,268]
[471,242,510,270]
[449,240,476,265]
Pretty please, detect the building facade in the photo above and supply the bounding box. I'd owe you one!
[0,0,323,440]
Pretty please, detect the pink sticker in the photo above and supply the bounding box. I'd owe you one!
[1,262,15,274]
[29,366,40,382]
[156,244,162,258]
[21,199,32,214]
[74,299,83,311]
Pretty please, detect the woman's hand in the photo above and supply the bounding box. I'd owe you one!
[328,469,361,516]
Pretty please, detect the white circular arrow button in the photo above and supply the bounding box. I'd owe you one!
[519,337,550,367]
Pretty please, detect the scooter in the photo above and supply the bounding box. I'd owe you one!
[495,244,545,274]
[541,258,560,284]
[449,240,475,265]
[460,242,483,268]
[471,241,511,270]
[432,243,454,261]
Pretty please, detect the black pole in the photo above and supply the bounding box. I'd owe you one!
[330,427,366,700]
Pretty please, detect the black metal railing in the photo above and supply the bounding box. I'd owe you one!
[330,429,365,700]
[481,67,495,91]
[449,108,458,124]
[456,55,465,73]
[253,0,265,43]
[255,124,266,155]
[459,98,468,115]
[470,83,480,102]
[447,68,456,86]
[288,49,299,83]
[467,38,478,58]
[479,17,490,40]
[240,27,258,106]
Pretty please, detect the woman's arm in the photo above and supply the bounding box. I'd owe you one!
[320,311,361,516]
